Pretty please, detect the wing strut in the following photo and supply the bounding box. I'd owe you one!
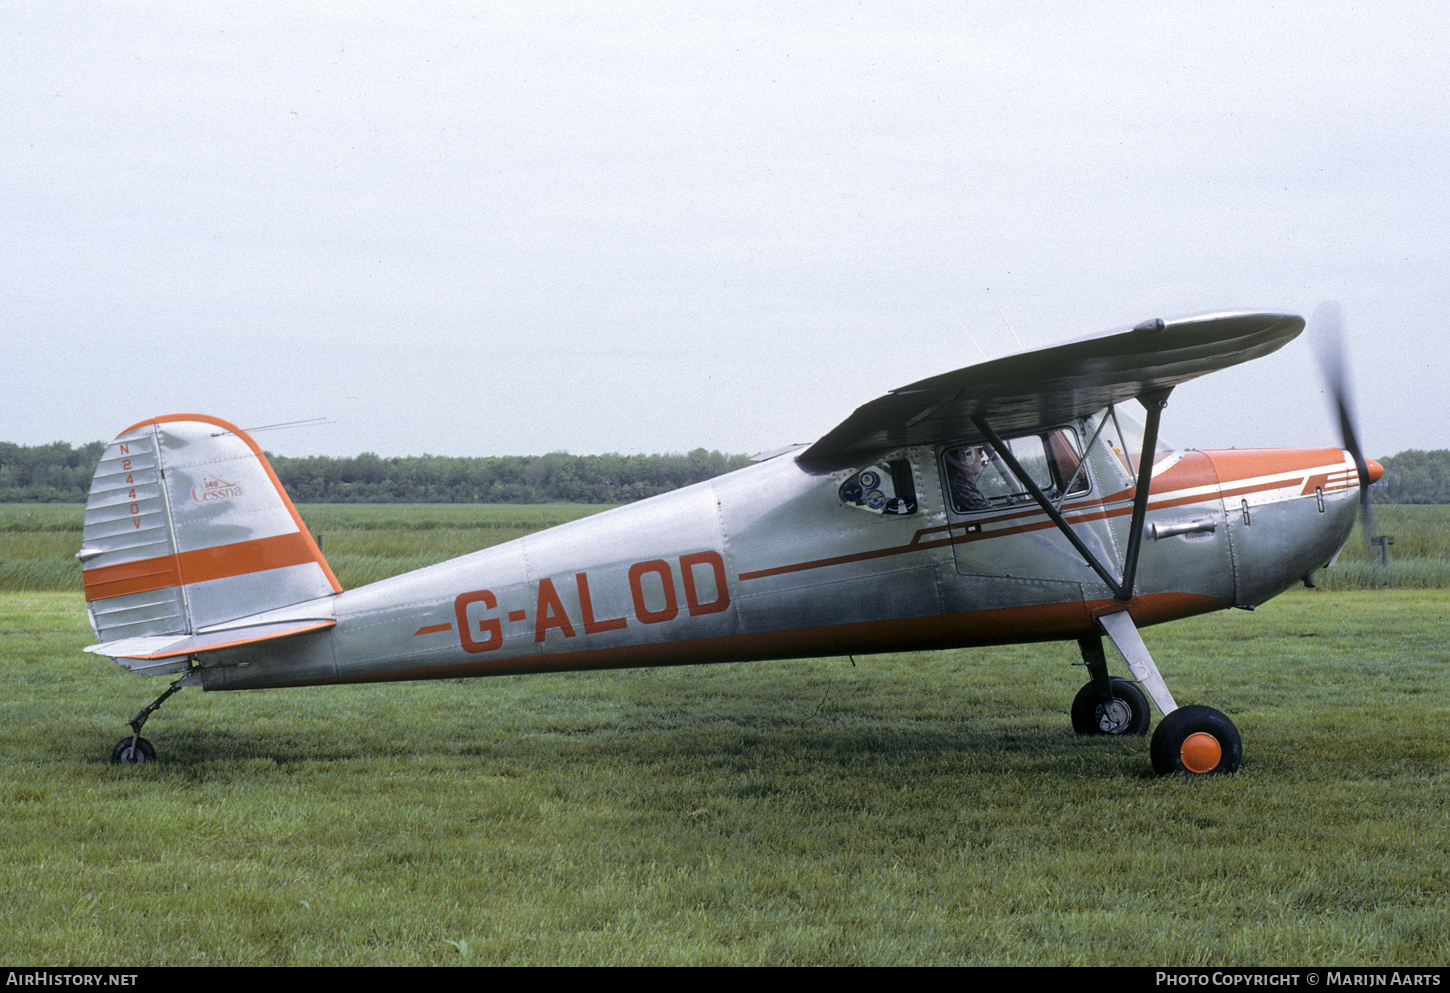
[970,386,1172,602]
[1117,388,1170,600]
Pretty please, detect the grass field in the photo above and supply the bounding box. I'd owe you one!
[1,502,1448,965]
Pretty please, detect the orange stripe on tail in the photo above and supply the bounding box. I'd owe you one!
[84,532,326,602]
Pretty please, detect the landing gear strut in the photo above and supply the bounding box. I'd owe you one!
[1072,637,1150,735]
[110,673,192,765]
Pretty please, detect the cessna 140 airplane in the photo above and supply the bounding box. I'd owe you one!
[79,309,1382,777]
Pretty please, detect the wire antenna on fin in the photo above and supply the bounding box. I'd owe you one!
[986,287,1025,352]
[953,312,989,360]
[210,417,334,438]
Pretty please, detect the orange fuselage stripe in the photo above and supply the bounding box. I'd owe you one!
[740,449,1349,583]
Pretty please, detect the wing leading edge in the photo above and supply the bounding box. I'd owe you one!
[797,311,1304,469]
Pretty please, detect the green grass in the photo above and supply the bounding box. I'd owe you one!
[2,587,1447,966]
[4,501,1448,964]
[1313,505,1450,589]
[1339,504,1450,561]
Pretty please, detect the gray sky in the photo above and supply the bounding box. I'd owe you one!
[4,2,1446,461]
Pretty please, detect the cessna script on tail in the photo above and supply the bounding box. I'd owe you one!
[80,311,1382,776]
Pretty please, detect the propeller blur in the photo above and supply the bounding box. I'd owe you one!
[1312,301,1381,556]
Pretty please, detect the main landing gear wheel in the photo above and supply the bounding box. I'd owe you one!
[1071,677,1151,736]
[111,736,157,765]
[1150,705,1241,776]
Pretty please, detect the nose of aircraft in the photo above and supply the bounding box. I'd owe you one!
[1364,459,1384,485]
[1202,447,1369,608]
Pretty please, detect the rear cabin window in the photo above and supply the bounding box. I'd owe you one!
[838,460,918,516]
[943,428,1089,514]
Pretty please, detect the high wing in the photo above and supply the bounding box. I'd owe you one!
[798,311,1304,469]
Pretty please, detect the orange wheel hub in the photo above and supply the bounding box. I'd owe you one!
[1180,731,1222,774]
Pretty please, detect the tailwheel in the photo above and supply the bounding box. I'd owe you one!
[1150,705,1241,776]
[111,736,157,765]
[108,674,189,766]
[1071,677,1151,736]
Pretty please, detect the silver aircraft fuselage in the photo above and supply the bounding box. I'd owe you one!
[195,434,1365,692]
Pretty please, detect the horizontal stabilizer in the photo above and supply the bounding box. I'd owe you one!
[88,617,336,669]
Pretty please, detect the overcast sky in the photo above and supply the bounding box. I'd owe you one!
[4,2,1446,461]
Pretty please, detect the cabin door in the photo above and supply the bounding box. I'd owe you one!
[938,426,1120,614]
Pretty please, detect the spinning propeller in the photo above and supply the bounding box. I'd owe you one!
[1312,302,1382,554]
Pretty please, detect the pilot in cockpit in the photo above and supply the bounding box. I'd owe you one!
[945,445,992,511]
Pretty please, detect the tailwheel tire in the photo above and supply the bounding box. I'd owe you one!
[1150,705,1241,776]
[1071,677,1151,736]
[111,736,156,765]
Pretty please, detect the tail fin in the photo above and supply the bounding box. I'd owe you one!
[79,415,340,671]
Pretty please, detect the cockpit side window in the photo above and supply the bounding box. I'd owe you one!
[1044,428,1091,497]
[943,428,1090,514]
[838,460,918,516]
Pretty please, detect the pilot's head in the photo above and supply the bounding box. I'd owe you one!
[950,446,984,479]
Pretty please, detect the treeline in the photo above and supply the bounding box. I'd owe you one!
[7,440,1450,504]
[265,449,754,504]
[0,440,753,504]
[1372,449,1450,504]
[0,441,107,503]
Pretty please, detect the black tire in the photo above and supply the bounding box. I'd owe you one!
[111,736,156,765]
[1150,705,1241,776]
[1071,677,1151,736]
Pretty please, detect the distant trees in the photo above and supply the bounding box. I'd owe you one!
[0,440,753,504]
[259,449,757,504]
[258,448,756,504]
[6,440,1449,505]
[0,441,106,502]
[1373,450,1450,504]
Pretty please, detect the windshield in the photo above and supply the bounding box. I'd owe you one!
[1083,405,1178,482]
